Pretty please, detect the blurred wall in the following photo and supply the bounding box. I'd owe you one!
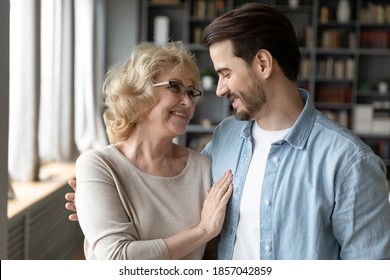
[105,0,140,69]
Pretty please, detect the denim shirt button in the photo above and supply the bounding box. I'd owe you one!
[273,156,279,163]
[265,199,271,206]
[265,245,271,252]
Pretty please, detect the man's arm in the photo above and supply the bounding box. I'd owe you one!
[333,154,390,259]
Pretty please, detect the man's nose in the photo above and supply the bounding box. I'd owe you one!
[216,80,229,97]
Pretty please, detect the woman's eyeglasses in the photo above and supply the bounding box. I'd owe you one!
[152,81,203,102]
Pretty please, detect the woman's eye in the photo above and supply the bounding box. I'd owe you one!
[187,89,196,97]
[170,83,181,93]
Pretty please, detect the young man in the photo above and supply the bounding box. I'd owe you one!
[201,3,390,259]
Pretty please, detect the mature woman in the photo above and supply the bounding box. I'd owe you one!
[74,41,232,260]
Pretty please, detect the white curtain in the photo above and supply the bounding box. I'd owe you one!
[9,0,40,181]
[74,0,108,153]
[9,0,108,181]
[39,0,78,163]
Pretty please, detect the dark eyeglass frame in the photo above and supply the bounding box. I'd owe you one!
[152,80,203,102]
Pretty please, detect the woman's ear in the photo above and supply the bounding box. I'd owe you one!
[253,49,272,79]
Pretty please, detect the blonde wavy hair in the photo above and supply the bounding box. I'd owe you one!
[103,41,200,143]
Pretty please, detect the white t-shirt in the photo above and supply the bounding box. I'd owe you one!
[232,123,289,260]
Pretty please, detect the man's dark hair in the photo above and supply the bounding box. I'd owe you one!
[202,3,301,81]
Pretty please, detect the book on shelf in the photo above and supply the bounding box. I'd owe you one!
[305,26,314,48]
[353,105,390,135]
[206,1,216,18]
[373,108,390,135]
[321,30,341,48]
[299,57,311,79]
[378,140,390,160]
[194,0,206,18]
[373,118,390,135]
[334,59,345,80]
[192,26,203,44]
[151,0,181,4]
[353,105,373,134]
[317,57,355,80]
[317,58,334,79]
[360,3,390,24]
[345,58,355,80]
[315,86,352,104]
[348,32,357,49]
[325,56,334,79]
[320,29,355,49]
[193,0,225,18]
[360,30,389,49]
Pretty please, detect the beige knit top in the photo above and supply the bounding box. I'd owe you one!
[75,144,212,260]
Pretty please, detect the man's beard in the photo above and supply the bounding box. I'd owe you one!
[231,76,266,121]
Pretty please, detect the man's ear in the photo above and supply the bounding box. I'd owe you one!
[253,49,272,79]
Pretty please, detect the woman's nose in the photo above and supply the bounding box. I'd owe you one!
[180,93,194,106]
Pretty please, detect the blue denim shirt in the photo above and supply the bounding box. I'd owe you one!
[203,89,390,259]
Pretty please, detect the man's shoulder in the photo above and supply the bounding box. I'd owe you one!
[204,117,251,157]
[312,113,379,163]
[214,116,250,134]
[315,113,366,148]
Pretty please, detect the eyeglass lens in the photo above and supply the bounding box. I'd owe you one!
[169,82,202,99]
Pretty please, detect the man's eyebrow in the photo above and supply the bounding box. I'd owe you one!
[215,67,229,74]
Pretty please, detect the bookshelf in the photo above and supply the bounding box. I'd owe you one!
[140,0,390,181]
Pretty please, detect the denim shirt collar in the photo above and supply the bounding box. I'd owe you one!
[240,121,253,139]
[238,88,316,149]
